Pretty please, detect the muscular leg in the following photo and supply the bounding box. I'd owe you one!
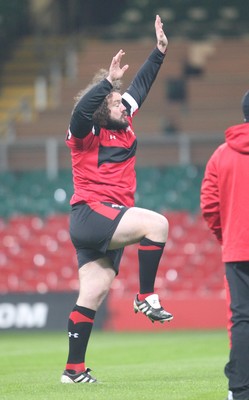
[109,207,169,248]
[77,257,116,309]
[109,207,169,291]
[63,207,170,380]
[109,207,171,320]
[64,257,115,376]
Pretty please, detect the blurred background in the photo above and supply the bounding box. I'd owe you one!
[0,0,249,331]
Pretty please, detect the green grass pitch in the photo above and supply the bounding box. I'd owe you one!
[0,329,229,400]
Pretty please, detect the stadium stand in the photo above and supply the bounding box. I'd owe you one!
[1,2,247,329]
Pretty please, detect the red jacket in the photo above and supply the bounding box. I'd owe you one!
[200,122,249,262]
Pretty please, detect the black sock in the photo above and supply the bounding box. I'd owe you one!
[138,237,165,294]
[65,304,96,373]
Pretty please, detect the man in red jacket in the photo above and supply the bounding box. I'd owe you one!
[201,90,249,400]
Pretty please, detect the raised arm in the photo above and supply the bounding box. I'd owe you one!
[155,14,168,54]
[122,15,168,115]
[106,49,129,85]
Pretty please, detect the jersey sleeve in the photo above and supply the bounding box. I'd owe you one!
[200,152,222,244]
[69,79,113,138]
[122,47,166,117]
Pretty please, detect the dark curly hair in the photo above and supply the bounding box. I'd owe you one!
[73,69,122,127]
[92,95,111,127]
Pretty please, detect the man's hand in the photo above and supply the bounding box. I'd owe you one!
[155,14,168,54]
[106,50,129,85]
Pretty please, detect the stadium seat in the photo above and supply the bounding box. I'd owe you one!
[0,166,224,295]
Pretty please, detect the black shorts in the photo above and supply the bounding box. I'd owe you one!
[70,201,129,274]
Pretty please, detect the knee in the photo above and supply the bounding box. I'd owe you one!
[158,214,169,241]
[78,286,109,310]
[148,213,169,242]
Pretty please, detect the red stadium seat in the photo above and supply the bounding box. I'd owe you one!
[1,211,223,295]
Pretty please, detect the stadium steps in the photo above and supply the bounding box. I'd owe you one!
[0,85,35,122]
[0,35,69,138]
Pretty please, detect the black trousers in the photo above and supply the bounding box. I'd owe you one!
[225,261,249,400]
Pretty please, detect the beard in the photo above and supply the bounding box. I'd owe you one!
[105,115,129,131]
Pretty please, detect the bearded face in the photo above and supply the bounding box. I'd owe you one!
[93,91,129,130]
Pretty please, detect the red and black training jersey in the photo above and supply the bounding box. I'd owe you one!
[66,48,166,207]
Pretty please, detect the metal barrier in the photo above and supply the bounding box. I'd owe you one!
[0,133,224,178]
